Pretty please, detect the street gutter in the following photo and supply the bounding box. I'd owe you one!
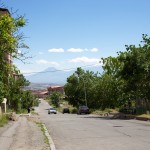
[42,123,57,150]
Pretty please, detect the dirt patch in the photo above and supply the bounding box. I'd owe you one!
[10,116,49,150]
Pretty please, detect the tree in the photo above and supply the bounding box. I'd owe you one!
[50,91,62,107]
[65,35,150,111]
[21,90,37,111]
[8,74,30,111]
[116,34,150,109]
[0,8,30,111]
[65,67,99,108]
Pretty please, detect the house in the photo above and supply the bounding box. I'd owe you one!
[31,90,48,98]
[47,85,65,95]
[0,8,10,15]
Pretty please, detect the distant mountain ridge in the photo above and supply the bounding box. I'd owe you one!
[25,66,103,85]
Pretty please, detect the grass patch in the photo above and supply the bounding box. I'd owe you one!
[91,108,118,115]
[58,100,77,113]
[36,122,49,145]
[0,115,9,127]
[138,114,150,118]
[31,111,39,115]
[16,109,28,114]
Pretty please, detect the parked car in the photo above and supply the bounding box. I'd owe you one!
[77,106,90,114]
[62,108,70,114]
[48,108,57,114]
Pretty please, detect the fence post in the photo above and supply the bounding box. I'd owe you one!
[0,106,2,118]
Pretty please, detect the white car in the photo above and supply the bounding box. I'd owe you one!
[48,108,57,114]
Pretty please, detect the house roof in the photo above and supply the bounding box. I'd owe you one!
[0,8,10,15]
[40,91,48,95]
[47,85,64,90]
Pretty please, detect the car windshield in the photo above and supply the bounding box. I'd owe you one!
[50,108,56,110]
[80,106,88,109]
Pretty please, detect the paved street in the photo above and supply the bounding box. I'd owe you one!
[36,100,150,150]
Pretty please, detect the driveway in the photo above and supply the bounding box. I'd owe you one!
[36,99,150,150]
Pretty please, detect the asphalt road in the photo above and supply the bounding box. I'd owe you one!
[36,99,150,150]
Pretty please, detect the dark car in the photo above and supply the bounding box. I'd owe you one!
[62,108,70,114]
[77,106,90,114]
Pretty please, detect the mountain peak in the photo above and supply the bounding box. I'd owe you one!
[44,67,59,72]
[26,66,103,85]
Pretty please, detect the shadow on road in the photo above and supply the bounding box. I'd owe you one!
[80,113,136,121]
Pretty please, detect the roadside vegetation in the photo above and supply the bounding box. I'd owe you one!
[46,94,78,113]
[36,122,49,145]
[1,4,150,121]
[0,5,38,123]
[0,115,9,127]
[38,35,150,117]
[64,35,150,115]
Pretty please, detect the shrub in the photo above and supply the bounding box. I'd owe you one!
[0,114,9,127]
[70,108,78,114]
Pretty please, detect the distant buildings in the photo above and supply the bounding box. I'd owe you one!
[47,85,65,95]
[28,85,65,99]
[31,90,48,98]
[30,85,64,98]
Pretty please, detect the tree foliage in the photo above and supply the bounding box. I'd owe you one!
[50,91,62,107]
[0,8,34,112]
[65,35,150,111]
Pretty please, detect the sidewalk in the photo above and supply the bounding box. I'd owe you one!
[0,114,49,150]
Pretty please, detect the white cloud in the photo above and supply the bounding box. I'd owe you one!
[48,48,64,53]
[20,69,33,74]
[90,48,98,52]
[17,50,22,54]
[47,48,99,53]
[36,59,60,66]
[67,48,84,53]
[38,52,44,55]
[84,48,89,51]
[69,56,100,63]
[19,69,36,76]
[67,48,99,53]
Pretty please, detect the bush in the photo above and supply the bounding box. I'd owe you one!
[0,115,9,127]
[16,109,27,114]
[70,108,78,114]
[33,98,39,107]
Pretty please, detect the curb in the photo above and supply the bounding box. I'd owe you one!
[135,116,150,121]
[42,123,56,150]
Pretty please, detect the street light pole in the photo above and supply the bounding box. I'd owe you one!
[83,78,87,106]
[76,74,87,106]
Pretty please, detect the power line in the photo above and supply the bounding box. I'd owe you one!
[23,64,101,75]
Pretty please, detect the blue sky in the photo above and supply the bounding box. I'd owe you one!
[2,0,150,75]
